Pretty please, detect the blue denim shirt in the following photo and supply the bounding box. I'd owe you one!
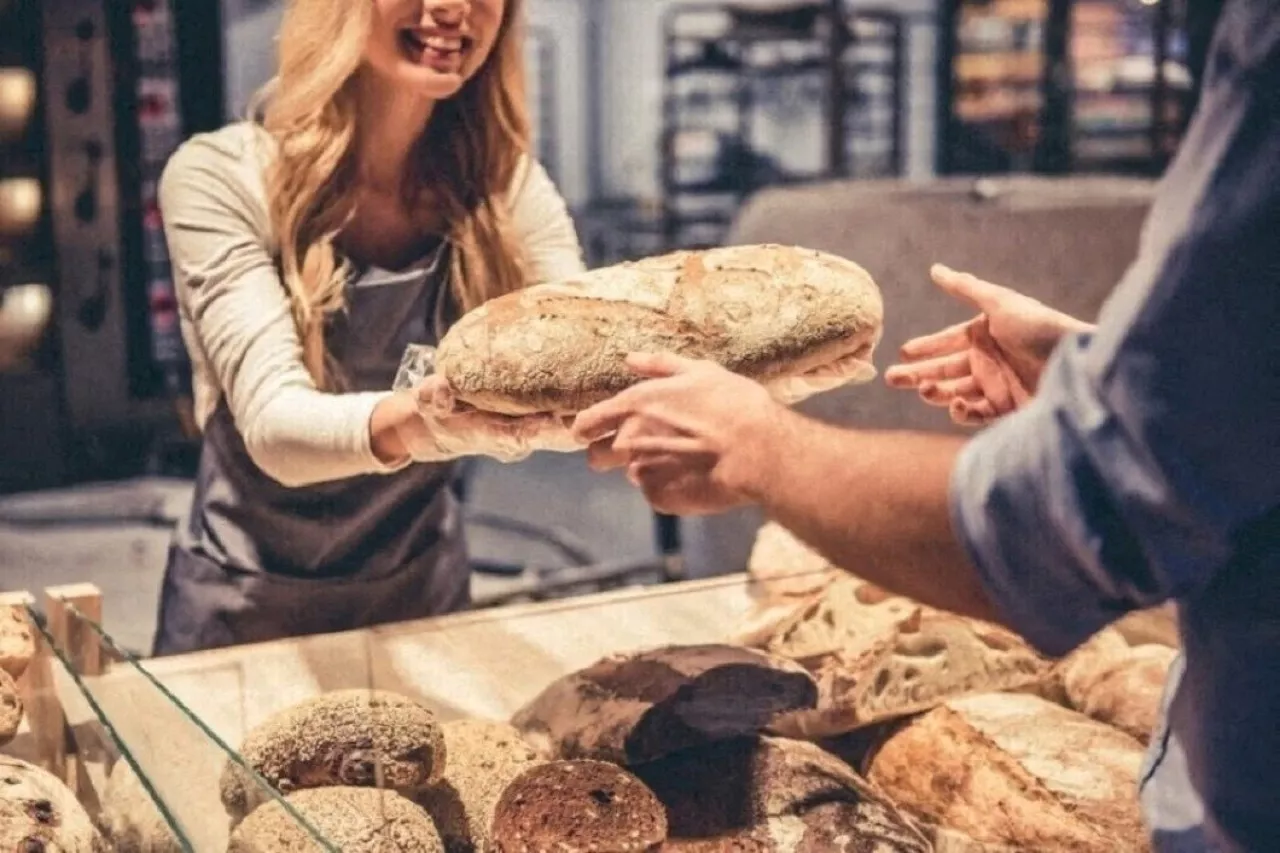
[949,3,1280,850]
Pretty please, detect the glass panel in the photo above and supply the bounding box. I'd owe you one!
[19,597,339,852]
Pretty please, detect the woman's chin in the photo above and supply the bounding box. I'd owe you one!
[392,67,467,100]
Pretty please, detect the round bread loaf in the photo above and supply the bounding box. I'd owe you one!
[220,689,445,823]
[490,760,667,853]
[0,755,106,852]
[632,736,930,852]
[413,719,542,853]
[228,786,444,852]
[0,667,21,746]
[435,244,884,417]
[0,605,35,679]
[98,759,183,852]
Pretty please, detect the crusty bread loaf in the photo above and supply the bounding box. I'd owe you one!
[864,692,1150,852]
[98,759,183,852]
[413,719,542,853]
[435,244,884,416]
[228,786,444,852]
[633,736,931,852]
[510,644,819,765]
[0,755,106,852]
[0,667,20,746]
[1061,640,1177,746]
[220,689,445,823]
[754,576,1048,737]
[0,604,35,680]
[745,522,840,604]
[490,760,667,853]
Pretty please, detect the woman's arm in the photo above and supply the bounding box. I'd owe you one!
[160,128,413,487]
[506,156,588,285]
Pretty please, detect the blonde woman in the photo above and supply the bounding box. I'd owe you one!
[152,0,585,655]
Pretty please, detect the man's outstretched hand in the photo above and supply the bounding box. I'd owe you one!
[571,352,791,516]
[884,264,1094,426]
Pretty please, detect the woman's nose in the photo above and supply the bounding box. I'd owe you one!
[428,0,469,25]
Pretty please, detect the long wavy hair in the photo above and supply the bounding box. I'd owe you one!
[254,0,530,390]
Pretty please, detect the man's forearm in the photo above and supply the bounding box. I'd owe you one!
[747,410,1003,625]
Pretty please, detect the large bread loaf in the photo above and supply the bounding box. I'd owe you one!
[510,644,819,765]
[228,786,444,852]
[490,760,667,853]
[413,719,543,853]
[0,755,105,852]
[632,736,931,852]
[1059,638,1176,746]
[220,689,445,823]
[747,572,1048,737]
[864,692,1150,852]
[435,244,884,416]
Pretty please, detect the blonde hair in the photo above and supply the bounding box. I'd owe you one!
[255,0,530,390]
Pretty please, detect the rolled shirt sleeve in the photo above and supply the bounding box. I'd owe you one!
[948,15,1280,657]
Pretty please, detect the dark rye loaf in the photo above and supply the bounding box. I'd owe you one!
[509,644,819,766]
[435,244,884,416]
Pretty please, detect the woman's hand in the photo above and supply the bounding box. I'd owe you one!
[371,377,577,465]
[884,264,1095,427]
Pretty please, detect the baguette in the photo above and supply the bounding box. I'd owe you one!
[435,244,883,416]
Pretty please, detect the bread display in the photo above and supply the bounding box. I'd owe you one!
[756,576,1049,738]
[228,786,444,852]
[435,244,884,417]
[0,604,35,680]
[98,759,183,853]
[220,689,446,823]
[864,692,1150,852]
[0,667,20,746]
[413,719,542,853]
[490,759,667,853]
[633,736,931,852]
[510,644,819,765]
[0,755,106,852]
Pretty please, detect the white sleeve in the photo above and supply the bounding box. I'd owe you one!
[506,156,588,285]
[160,131,407,487]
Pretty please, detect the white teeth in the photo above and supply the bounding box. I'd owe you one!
[424,36,463,52]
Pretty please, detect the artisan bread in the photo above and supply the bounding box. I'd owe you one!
[1060,639,1177,745]
[0,667,20,746]
[758,577,1048,737]
[228,786,444,852]
[633,736,931,852]
[490,760,667,853]
[413,719,542,853]
[0,604,35,679]
[864,692,1149,852]
[220,689,445,823]
[435,244,884,417]
[98,759,182,852]
[510,644,819,765]
[0,755,106,852]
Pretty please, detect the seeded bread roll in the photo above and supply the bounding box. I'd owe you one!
[0,604,35,680]
[220,689,445,823]
[510,644,819,765]
[227,786,444,852]
[413,719,542,853]
[0,667,20,746]
[98,759,183,853]
[754,576,1048,738]
[863,692,1150,852]
[633,736,931,852]
[435,244,884,417]
[0,755,106,852]
[490,760,667,853]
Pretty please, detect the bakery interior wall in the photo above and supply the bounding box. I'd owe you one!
[0,0,1194,652]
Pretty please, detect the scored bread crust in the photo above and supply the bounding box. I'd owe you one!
[509,644,819,766]
[863,693,1150,853]
[435,244,884,416]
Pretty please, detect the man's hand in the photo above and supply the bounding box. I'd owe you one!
[884,264,1094,426]
[571,353,791,515]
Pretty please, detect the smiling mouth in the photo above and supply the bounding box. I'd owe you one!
[398,29,470,68]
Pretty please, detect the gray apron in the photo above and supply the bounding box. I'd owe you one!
[152,242,470,656]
